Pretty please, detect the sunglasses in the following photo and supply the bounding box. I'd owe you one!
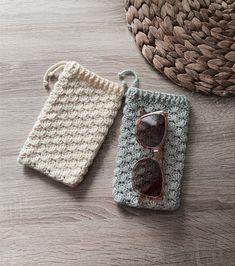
[132,108,168,200]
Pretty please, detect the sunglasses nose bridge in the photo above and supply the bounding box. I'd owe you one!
[153,151,160,161]
[153,147,164,162]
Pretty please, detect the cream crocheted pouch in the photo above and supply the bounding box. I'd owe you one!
[18,61,125,187]
[113,79,190,210]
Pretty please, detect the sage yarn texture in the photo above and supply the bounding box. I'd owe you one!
[18,61,125,187]
[125,0,235,96]
[113,87,190,210]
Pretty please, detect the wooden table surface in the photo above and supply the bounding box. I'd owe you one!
[0,1,234,265]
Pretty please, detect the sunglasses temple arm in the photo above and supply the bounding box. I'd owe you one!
[140,107,147,116]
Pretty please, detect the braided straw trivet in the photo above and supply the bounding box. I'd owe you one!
[125,0,235,96]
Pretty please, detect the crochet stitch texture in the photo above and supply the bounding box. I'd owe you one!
[18,61,125,187]
[113,87,190,210]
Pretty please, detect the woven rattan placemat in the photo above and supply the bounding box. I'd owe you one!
[125,0,235,96]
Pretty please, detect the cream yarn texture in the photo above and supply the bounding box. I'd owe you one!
[18,61,125,187]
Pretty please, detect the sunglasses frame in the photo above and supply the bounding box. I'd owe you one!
[132,108,168,200]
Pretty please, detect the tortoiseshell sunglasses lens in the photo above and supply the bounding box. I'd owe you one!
[132,158,163,197]
[137,113,166,148]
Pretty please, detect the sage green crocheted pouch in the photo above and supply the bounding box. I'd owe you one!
[113,86,190,210]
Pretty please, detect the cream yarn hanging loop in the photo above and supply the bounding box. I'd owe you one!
[125,0,235,96]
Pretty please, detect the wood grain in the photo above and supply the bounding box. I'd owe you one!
[0,0,234,265]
